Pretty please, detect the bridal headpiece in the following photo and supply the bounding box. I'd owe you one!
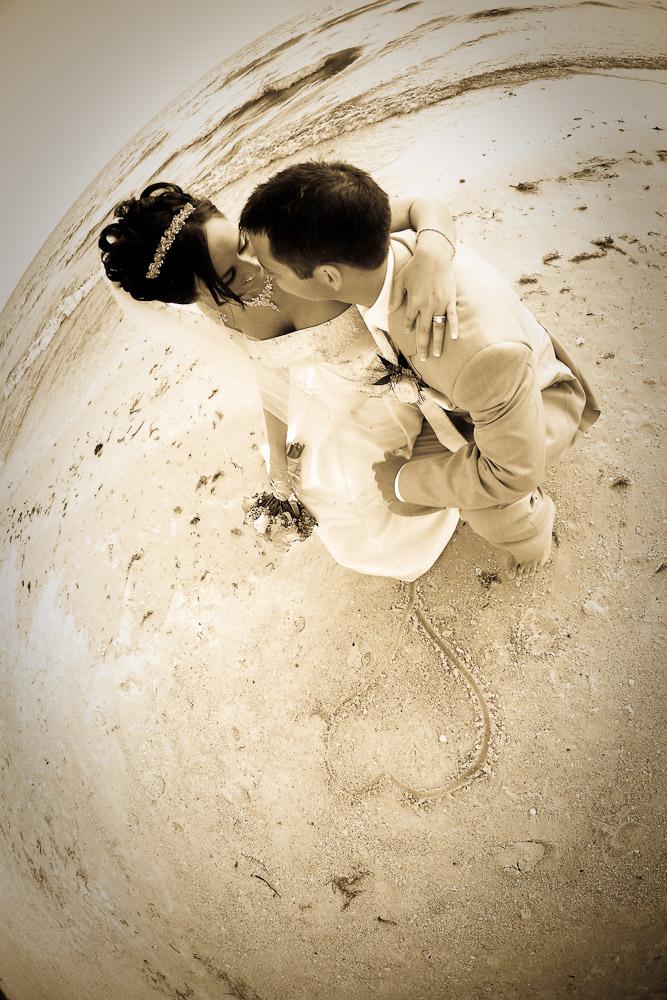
[146,203,196,279]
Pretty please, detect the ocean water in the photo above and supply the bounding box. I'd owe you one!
[0,0,664,452]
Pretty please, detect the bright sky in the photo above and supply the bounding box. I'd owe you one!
[0,0,320,309]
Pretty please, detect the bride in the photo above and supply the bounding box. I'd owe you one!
[99,178,460,581]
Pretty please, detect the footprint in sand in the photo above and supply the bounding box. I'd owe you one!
[323,584,501,801]
[495,840,550,874]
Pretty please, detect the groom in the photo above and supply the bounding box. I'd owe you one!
[239,161,600,578]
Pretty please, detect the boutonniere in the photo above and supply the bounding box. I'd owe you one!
[373,351,425,405]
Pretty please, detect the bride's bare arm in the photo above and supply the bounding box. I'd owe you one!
[388,196,459,360]
[263,408,291,495]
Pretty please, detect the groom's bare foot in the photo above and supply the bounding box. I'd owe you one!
[507,495,556,580]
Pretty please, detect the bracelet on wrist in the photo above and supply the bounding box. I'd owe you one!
[416,227,456,258]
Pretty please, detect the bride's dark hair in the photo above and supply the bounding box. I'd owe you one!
[99,182,242,306]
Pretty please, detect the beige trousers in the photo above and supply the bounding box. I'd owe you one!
[459,379,586,560]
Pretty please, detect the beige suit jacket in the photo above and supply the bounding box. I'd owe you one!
[386,235,600,511]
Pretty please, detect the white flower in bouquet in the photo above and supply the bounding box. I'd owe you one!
[252,511,271,534]
[272,524,301,546]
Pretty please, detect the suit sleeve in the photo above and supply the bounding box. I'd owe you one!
[396,342,546,510]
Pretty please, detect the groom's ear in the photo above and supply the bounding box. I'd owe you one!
[313,264,343,291]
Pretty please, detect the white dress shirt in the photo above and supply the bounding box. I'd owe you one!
[357,247,409,501]
[357,247,395,338]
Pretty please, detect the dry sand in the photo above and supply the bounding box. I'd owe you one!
[1,71,666,1000]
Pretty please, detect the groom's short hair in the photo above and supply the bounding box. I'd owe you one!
[239,161,391,278]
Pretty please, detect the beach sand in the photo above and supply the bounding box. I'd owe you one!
[1,64,666,1000]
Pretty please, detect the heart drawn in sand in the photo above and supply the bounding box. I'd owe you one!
[322,589,500,801]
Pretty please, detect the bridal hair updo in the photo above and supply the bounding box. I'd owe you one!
[98,182,241,306]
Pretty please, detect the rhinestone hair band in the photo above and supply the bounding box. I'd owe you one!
[146,203,196,279]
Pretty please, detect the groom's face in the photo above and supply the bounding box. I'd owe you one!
[248,231,334,300]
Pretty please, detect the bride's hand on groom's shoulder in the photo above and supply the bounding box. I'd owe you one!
[389,249,459,362]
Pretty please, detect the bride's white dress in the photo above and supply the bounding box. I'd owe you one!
[242,305,459,582]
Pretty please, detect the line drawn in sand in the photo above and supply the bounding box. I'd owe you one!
[321,582,503,802]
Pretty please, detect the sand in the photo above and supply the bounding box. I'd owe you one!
[1,70,666,1000]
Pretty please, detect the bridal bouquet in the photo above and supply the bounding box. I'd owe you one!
[242,490,317,543]
[242,442,317,543]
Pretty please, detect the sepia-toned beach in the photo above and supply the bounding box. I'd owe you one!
[1,2,666,998]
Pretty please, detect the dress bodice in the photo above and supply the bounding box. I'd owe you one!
[241,305,388,395]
